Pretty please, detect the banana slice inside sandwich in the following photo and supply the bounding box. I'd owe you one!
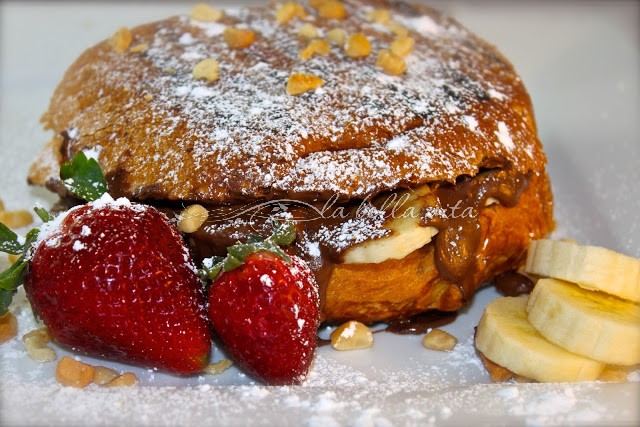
[524,239,640,303]
[527,278,640,366]
[343,214,437,264]
[343,188,437,264]
[475,295,605,382]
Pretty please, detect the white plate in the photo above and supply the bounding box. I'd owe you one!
[1,1,638,425]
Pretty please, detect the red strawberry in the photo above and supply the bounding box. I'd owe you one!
[208,251,319,385]
[24,196,211,375]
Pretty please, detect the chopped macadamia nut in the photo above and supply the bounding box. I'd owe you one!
[56,356,95,388]
[223,27,256,49]
[192,58,219,82]
[345,32,371,58]
[204,359,233,375]
[286,73,324,95]
[422,328,457,351]
[109,27,132,53]
[366,9,391,25]
[276,2,306,24]
[106,372,138,387]
[129,43,149,53]
[309,0,327,8]
[298,23,319,39]
[299,39,331,60]
[388,21,409,37]
[376,49,406,75]
[391,36,414,57]
[22,327,56,362]
[92,366,119,385]
[330,320,374,350]
[318,1,346,20]
[177,204,209,233]
[326,28,347,46]
[143,93,154,101]
[190,3,224,22]
[0,312,18,343]
[0,210,33,229]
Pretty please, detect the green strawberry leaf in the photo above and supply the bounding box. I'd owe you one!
[0,289,15,316]
[199,256,224,281]
[0,255,28,291]
[34,207,53,223]
[0,254,28,316]
[200,221,297,281]
[0,223,25,255]
[0,219,40,315]
[60,151,108,202]
[0,224,38,255]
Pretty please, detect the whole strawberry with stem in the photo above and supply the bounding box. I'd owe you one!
[203,223,320,385]
[0,152,211,374]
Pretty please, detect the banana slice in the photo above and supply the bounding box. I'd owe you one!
[343,189,437,264]
[343,214,437,264]
[475,295,605,382]
[527,278,640,366]
[524,239,640,303]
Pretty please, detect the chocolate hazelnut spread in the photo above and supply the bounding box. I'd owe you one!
[178,168,529,322]
[383,310,458,335]
[495,271,534,296]
[424,169,529,300]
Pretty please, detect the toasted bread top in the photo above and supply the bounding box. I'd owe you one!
[30,0,545,204]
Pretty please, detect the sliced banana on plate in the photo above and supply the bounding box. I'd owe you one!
[475,295,605,383]
[527,278,640,366]
[524,239,640,303]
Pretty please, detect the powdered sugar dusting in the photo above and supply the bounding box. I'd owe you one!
[495,121,515,151]
[40,0,542,204]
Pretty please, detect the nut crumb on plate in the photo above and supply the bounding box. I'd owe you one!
[56,356,95,388]
[22,327,56,362]
[92,366,119,385]
[422,328,457,351]
[106,372,138,387]
[330,320,374,350]
[203,359,234,375]
[0,312,18,343]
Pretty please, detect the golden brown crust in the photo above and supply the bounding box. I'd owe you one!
[31,0,545,204]
[323,171,553,323]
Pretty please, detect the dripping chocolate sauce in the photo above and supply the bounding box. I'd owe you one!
[423,169,530,302]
